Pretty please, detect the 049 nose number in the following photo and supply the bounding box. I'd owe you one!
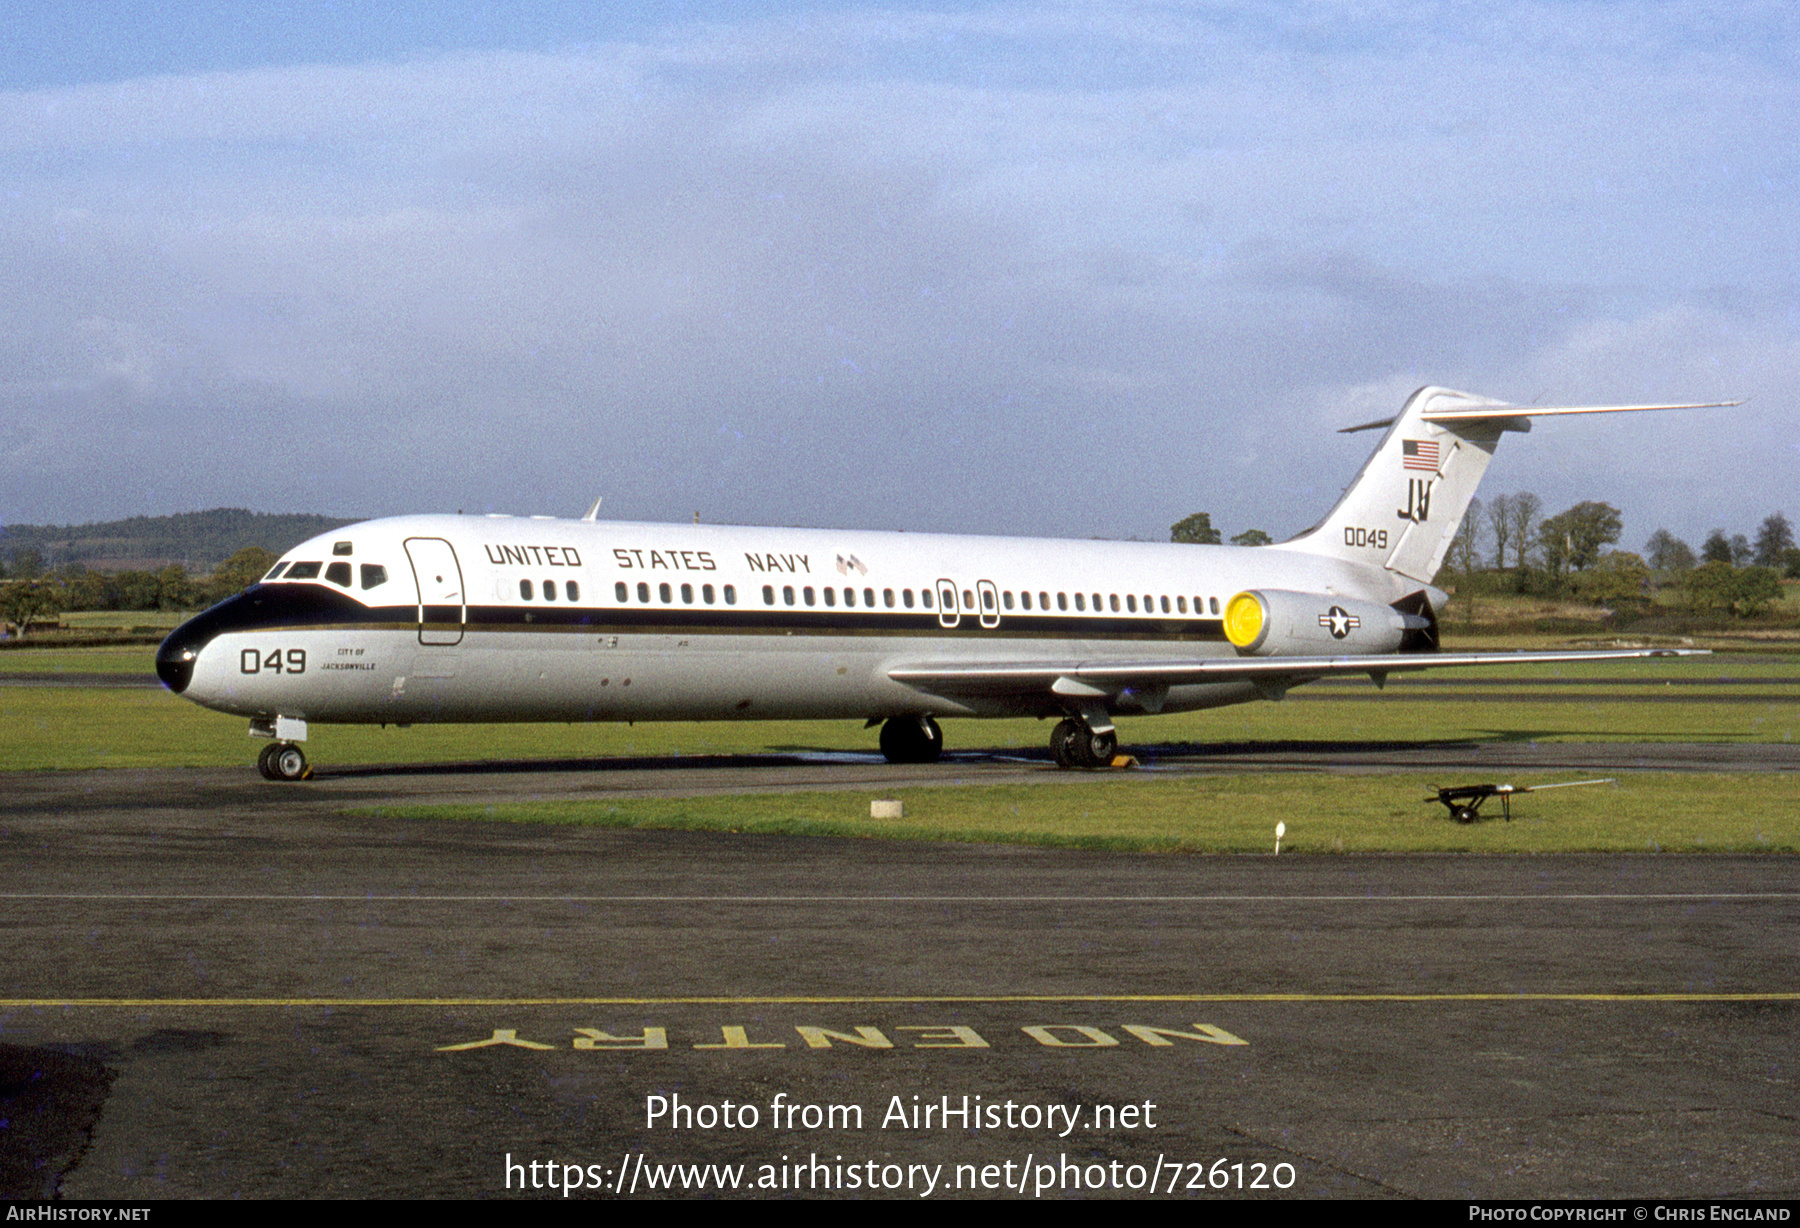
[241,648,307,674]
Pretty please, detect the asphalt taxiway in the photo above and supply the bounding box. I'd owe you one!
[2,748,1797,1200]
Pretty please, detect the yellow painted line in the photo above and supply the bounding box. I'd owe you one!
[3,992,1797,1008]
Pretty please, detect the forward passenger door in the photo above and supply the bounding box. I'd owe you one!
[405,537,465,646]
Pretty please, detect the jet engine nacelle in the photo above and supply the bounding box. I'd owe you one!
[1223,589,1415,657]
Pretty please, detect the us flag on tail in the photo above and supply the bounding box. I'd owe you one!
[1401,439,1439,472]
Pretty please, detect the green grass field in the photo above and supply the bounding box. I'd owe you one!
[0,645,161,675]
[2,644,1797,769]
[361,772,1800,854]
[2,673,1796,773]
[3,639,1795,854]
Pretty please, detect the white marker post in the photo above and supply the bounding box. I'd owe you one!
[1275,821,1286,856]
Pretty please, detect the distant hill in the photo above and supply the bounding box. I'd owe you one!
[0,509,355,574]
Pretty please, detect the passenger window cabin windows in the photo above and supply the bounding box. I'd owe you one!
[520,579,534,599]
[617,582,629,602]
[921,590,933,609]
[1211,596,1220,615]
[983,590,995,611]
[1161,595,1170,613]
[884,588,895,608]
[901,589,913,608]
[1110,594,1120,612]
[824,587,836,607]
[324,562,352,588]
[1177,596,1187,614]
[702,584,715,604]
[724,585,736,605]
[1057,592,1067,611]
[681,583,693,603]
[1074,593,1085,611]
[360,564,387,591]
[659,583,672,603]
[962,589,974,610]
[1040,591,1049,610]
[567,581,579,602]
[638,582,650,602]
[804,586,815,606]
[763,585,775,605]
[543,579,556,601]
[783,585,795,605]
[864,588,875,607]
[1126,594,1136,613]
[1006,591,1017,610]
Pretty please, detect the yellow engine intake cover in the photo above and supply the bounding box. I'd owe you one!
[1224,591,1266,650]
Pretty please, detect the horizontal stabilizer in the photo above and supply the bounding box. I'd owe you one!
[1340,398,1740,433]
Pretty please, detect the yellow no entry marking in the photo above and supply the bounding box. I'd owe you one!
[3,992,1796,1008]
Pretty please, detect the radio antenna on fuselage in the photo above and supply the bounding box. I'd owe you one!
[581,496,603,522]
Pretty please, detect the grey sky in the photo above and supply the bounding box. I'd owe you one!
[1,2,1793,553]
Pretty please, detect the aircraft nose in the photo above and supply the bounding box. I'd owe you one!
[156,622,204,693]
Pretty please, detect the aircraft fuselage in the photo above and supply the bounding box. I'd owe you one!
[158,513,1407,727]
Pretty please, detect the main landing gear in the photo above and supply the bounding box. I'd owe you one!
[879,715,944,764]
[1050,718,1117,770]
[256,742,311,782]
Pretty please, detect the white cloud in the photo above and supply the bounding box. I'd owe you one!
[0,2,1792,553]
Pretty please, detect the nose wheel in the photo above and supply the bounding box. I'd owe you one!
[257,742,311,782]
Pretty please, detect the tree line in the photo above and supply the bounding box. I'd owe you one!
[1,508,350,636]
[1169,512,1271,547]
[0,548,277,636]
[1447,496,1794,618]
[1169,502,1796,620]
[0,509,350,574]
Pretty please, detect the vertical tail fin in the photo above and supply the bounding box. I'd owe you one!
[1274,386,1734,584]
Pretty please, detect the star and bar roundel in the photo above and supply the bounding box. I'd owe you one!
[1319,605,1360,639]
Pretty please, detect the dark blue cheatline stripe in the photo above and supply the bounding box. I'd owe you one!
[155,581,1249,699]
[160,581,1231,656]
[468,603,1229,641]
[158,583,376,691]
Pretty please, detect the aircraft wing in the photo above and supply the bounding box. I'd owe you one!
[887,647,1705,697]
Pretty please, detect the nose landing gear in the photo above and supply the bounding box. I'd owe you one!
[256,742,311,782]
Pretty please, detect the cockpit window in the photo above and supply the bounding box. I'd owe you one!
[360,564,387,591]
[263,562,290,581]
[332,541,354,556]
[325,562,353,588]
[286,561,323,580]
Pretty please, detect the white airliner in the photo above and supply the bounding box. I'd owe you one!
[156,386,1723,780]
